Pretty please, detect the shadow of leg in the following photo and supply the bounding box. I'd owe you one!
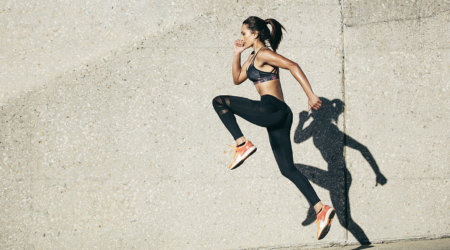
[347,216,372,245]
[294,163,331,189]
[351,245,374,250]
[301,205,316,226]
[295,163,332,226]
[330,175,371,246]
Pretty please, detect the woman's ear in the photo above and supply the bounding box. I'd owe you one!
[253,31,259,40]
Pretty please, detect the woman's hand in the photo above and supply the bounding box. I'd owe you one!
[307,94,322,111]
[234,39,250,54]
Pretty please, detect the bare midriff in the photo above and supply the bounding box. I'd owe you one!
[255,78,285,103]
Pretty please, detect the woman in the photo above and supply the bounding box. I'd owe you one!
[212,16,335,240]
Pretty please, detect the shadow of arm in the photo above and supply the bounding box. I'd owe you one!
[344,134,387,185]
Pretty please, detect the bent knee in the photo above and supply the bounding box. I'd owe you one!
[212,96,220,106]
[212,95,227,106]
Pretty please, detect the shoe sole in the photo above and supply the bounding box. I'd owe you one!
[318,209,335,240]
[229,146,257,170]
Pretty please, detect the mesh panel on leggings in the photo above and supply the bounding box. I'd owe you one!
[213,96,231,115]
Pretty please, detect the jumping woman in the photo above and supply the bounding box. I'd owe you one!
[212,16,336,240]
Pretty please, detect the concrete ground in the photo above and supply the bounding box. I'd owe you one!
[269,237,450,250]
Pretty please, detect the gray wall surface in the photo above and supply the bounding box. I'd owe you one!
[1,0,449,249]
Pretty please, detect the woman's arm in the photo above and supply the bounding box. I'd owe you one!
[232,39,252,85]
[259,50,322,110]
[232,52,251,85]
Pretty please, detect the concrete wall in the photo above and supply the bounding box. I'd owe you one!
[1,0,448,249]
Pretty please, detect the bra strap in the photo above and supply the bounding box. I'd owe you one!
[251,47,264,64]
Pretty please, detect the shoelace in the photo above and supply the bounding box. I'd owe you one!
[227,141,248,151]
[227,144,238,151]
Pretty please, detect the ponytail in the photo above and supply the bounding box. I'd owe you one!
[264,18,286,52]
[243,16,286,52]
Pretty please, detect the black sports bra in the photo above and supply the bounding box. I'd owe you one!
[246,47,280,84]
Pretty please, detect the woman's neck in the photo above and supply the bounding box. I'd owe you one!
[252,42,266,53]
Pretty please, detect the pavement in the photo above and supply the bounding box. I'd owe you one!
[325,237,450,250]
[257,237,450,250]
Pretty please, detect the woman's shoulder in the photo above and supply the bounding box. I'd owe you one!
[257,47,277,58]
[261,47,275,53]
[250,47,275,55]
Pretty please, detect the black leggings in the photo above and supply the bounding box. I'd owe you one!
[212,94,321,206]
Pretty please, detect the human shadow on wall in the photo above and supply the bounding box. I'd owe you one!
[293,97,387,246]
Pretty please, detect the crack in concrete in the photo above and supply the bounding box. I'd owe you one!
[339,0,348,242]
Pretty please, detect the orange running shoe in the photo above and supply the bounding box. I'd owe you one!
[227,140,257,170]
[316,205,335,240]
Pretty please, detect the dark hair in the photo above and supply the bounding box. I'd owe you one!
[243,16,286,52]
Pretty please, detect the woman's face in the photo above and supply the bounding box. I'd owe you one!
[241,24,257,48]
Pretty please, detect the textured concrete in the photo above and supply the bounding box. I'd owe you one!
[342,0,450,244]
[0,0,449,249]
[279,237,450,249]
[0,0,220,105]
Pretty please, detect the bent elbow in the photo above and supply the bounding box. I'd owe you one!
[289,62,299,71]
[233,77,242,85]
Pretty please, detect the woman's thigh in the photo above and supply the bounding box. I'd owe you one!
[266,108,294,163]
[224,95,287,127]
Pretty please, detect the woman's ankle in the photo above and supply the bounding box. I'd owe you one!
[235,137,246,146]
[313,201,324,215]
